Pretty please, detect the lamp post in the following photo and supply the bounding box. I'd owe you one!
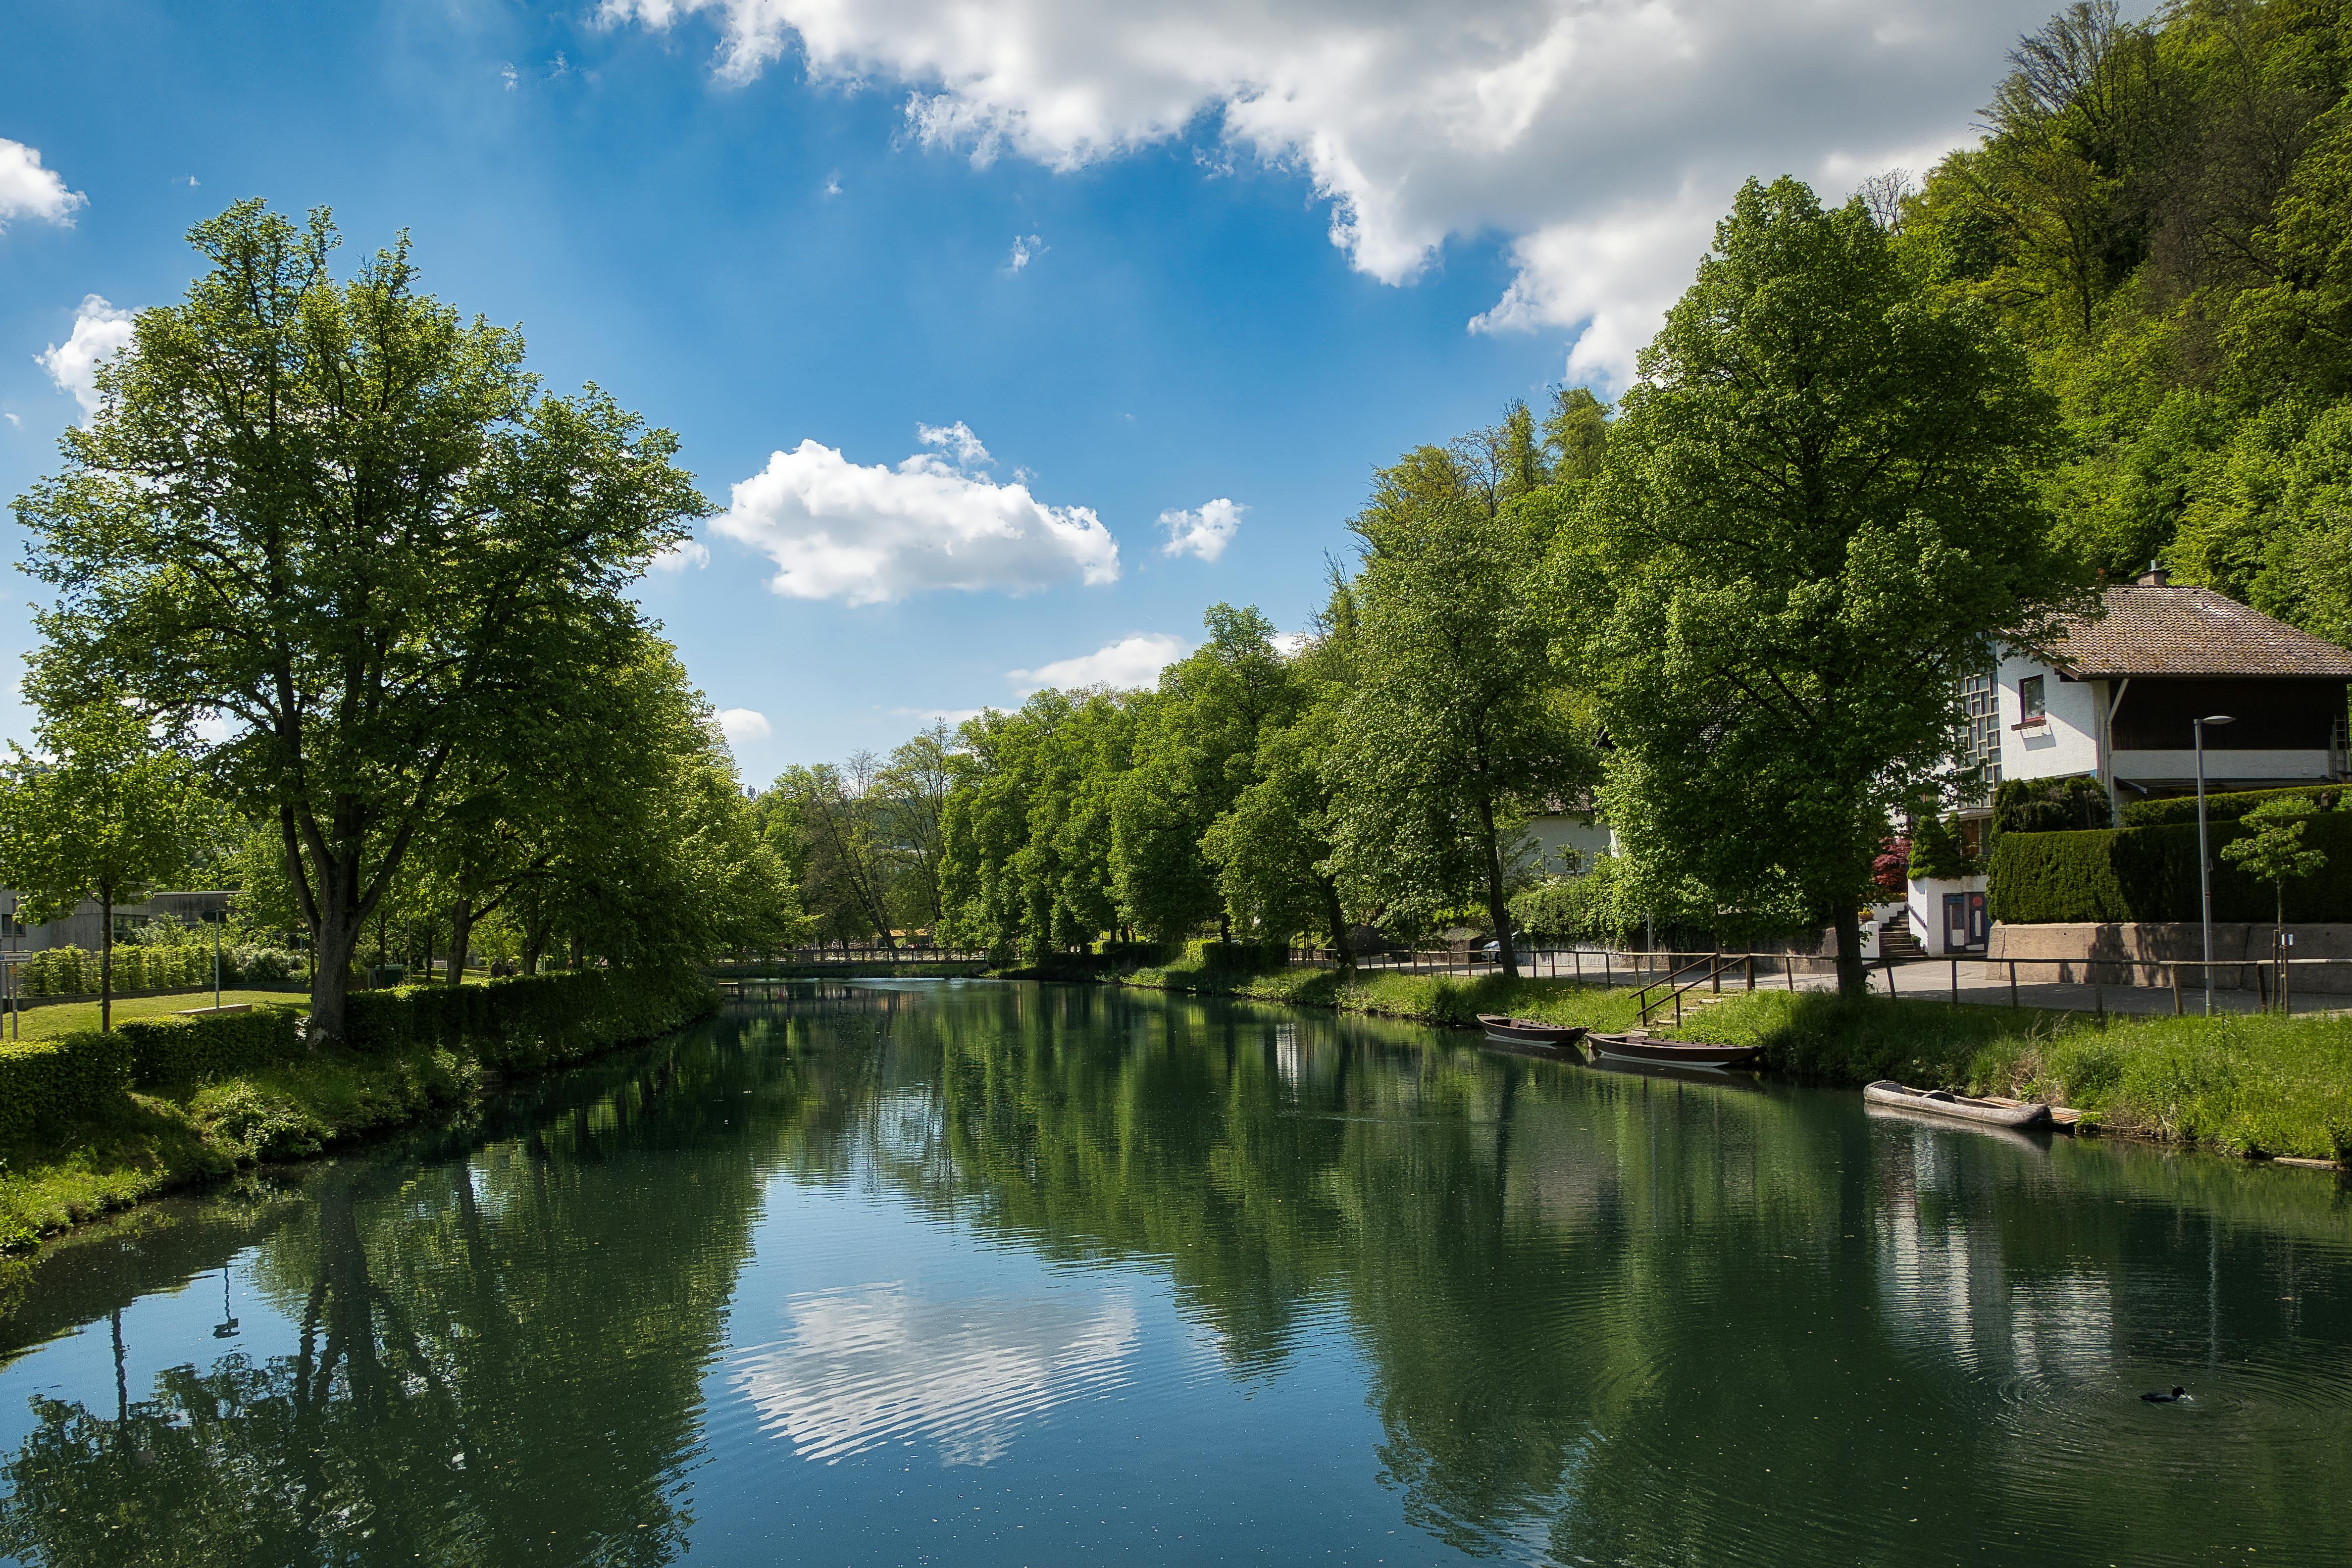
[2195,713,2236,1016]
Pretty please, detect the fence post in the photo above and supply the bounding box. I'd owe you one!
[1885,959,1897,1000]
[2257,964,2269,1012]
[2172,967,2183,1016]
[1950,957,1958,1007]
[2008,961,2018,1010]
[1785,957,1795,993]
[1746,955,1755,993]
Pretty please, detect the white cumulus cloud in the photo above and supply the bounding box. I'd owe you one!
[650,537,711,571]
[718,708,772,741]
[0,139,84,230]
[37,295,137,419]
[602,0,2061,385]
[1008,232,1044,271]
[1007,632,1189,695]
[1157,497,1243,562]
[713,429,1120,605]
[917,419,991,466]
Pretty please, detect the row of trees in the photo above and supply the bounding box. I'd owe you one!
[2,202,803,1035]
[782,2,2352,998]
[794,174,2077,997]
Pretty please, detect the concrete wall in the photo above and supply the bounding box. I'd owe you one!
[1985,920,2351,992]
[1998,651,2104,783]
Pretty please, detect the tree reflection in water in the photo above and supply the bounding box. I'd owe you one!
[2,981,2350,1568]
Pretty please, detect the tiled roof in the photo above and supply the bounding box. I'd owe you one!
[2052,584,2352,678]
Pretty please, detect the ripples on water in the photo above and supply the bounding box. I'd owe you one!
[1,978,2350,1567]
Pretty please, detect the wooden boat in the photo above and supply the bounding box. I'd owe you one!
[1863,1080,2052,1128]
[1477,1014,1588,1051]
[1585,1030,1761,1070]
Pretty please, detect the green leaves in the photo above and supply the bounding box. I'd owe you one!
[1580,176,2077,991]
[0,693,209,928]
[9,201,712,1034]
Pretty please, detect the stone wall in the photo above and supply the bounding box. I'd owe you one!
[1984,921,2349,993]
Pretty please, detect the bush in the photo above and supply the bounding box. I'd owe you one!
[8,942,301,997]
[2122,783,2343,828]
[343,967,718,1070]
[1987,812,2352,922]
[118,1005,308,1087]
[1907,813,1976,879]
[0,1034,134,1146]
[1994,776,2112,833]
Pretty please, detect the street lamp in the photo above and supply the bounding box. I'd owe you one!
[2195,713,2236,1016]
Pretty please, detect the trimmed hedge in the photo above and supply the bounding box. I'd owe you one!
[0,969,717,1155]
[2122,783,2344,828]
[117,1005,309,1087]
[0,1034,133,1145]
[1988,812,2352,923]
[342,967,719,1071]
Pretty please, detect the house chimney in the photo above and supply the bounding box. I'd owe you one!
[2135,561,2169,587]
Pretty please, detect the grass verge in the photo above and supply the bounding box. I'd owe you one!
[0,1044,477,1314]
[1035,958,2352,1165]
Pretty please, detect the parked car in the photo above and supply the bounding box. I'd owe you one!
[1480,934,1534,961]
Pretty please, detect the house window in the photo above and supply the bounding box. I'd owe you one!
[2020,675,2045,719]
[1955,669,2001,807]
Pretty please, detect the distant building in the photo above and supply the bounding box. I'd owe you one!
[1987,568,2352,819]
[0,890,236,953]
[1909,568,2352,957]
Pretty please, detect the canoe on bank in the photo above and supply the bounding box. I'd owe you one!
[1478,1015,1589,1050]
[1863,1080,2052,1128]
[1585,1031,1762,1070]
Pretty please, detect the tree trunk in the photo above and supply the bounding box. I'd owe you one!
[1320,877,1354,976]
[99,882,114,1033]
[568,931,584,970]
[1833,902,1866,1000]
[307,855,367,1041]
[1478,798,1518,980]
[447,898,474,988]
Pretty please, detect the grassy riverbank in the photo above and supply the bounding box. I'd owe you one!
[1044,957,2352,1165]
[0,969,716,1310]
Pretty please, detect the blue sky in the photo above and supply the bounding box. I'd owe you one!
[0,0,2072,782]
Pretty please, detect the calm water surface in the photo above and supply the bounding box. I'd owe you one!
[2,980,2350,1566]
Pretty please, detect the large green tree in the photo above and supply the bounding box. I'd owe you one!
[0,690,210,1030]
[1112,606,1305,944]
[1577,176,2081,997]
[1327,439,1589,978]
[13,202,705,1037]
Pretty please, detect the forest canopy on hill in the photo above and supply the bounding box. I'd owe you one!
[1904,0,2352,642]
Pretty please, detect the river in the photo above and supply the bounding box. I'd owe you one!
[1,979,2348,1566]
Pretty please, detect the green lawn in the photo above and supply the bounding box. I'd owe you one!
[3,988,309,1041]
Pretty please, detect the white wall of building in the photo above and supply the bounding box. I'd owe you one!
[1907,876,1989,956]
[1519,814,1615,876]
[2113,748,2337,785]
[1997,651,2104,784]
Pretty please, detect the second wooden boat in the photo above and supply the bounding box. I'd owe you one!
[1863,1080,2052,1128]
[1585,1031,1761,1070]
[1477,1014,1588,1050]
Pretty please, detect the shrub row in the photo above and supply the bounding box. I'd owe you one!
[342,967,719,1072]
[0,969,717,1154]
[11,943,300,998]
[0,1034,133,1146]
[1987,812,2352,923]
[117,1004,309,1087]
[2121,783,2344,828]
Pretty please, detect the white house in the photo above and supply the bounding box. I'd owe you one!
[1907,568,2352,957]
